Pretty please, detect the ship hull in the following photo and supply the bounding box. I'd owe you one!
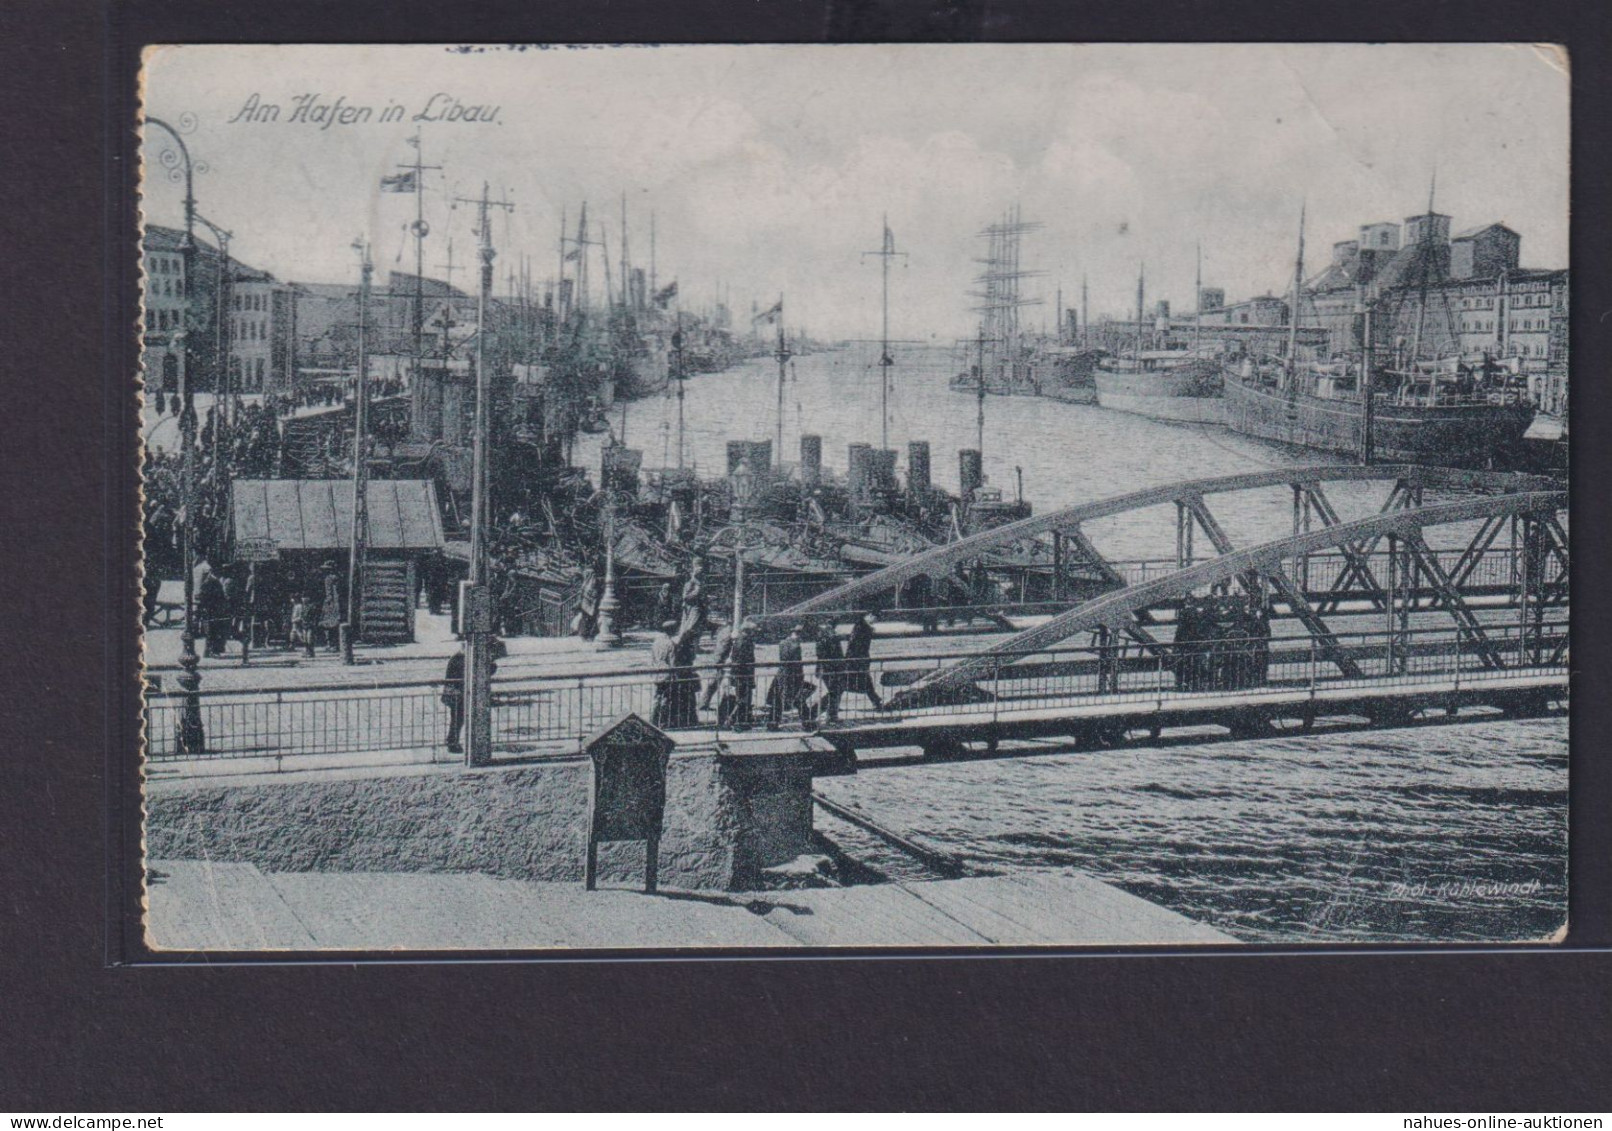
[1224,377,1535,467]
[1042,383,1098,405]
[1095,370,1226,424]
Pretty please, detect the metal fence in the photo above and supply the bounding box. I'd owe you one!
[145,618,1568,766]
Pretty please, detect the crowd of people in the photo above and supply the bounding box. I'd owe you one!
[648,603,889,735]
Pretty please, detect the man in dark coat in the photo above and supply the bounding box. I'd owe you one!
[843,611,884,710]
[670,615,702,728]
[650,620,679,728]
[765,624,807,730]
[442,639,503,754]
[701,618,758,729]
[442,649,466,753]
[815,621,847,722]
[198,564,230,657]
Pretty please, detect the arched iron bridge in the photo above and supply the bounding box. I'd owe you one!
[759,464,1566,722]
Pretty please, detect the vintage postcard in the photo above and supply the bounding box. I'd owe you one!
[137,43,1568,951]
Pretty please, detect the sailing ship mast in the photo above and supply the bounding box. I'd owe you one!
[863,215,905,450]
[1410,175,1435,370]
[1081,275,1089,348]
[1194,243,1203,353]
[396,131,439,430]
[1135,264,1146,355]
[975,323,987,457]
[773,294,789,457]
[1285,202,1306,392]
[972,206,1043,390]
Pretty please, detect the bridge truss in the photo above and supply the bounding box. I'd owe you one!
[765,465,1567,711]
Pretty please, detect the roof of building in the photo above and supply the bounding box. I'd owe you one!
[387,271,468,299]
[289,282,356,301]
[1453,222,1520,241]
[142,223,219,257]
[230,479,444,552]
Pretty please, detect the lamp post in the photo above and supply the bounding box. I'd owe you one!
[1358,299,1375,466]
[146,115,205,754]
[594,499,622,649]
[729,457,757,627]
[457,182,512,766]
[343,238,374,665]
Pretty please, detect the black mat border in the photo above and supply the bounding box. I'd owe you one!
[1,0,1607,1110]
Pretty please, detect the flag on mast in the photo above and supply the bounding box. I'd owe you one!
[380,171,417,193]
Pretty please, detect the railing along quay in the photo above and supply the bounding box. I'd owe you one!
[144,620,1568,766]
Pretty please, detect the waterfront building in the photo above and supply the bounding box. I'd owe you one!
[229,266,298,396]
[140,225,191,394]
[1302,212,1568,415]
[142,223,296,398]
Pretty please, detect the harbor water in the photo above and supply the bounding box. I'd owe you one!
[587,343,1568,944]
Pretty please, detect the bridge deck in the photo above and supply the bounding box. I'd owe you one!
[818,667,1566,751]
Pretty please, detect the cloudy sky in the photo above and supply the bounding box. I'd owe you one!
[140,43,1568,339]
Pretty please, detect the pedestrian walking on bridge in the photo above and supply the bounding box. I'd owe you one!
[843,611,885,711]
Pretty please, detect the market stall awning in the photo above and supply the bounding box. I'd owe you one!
[231,479,445,553]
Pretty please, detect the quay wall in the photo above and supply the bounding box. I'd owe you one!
[145,747,816,892]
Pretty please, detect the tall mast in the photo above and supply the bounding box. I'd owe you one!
[1055,282,1063,343]
[649,210,657,300]
[1286,201,1306,388]
[774,293,789,456]
[674,305,685,470]
[620,191,630,309]
[972,205,1042,386]
[399,131,439,435]
[556,205,567,319]
[1136,263,1145,355]
[976,323,987,456]
[863,215,905,450]
[1411,174,1436,368]
[576,201,589,312]
[881,218,890,449]
[1081,274,1089,347]
[1194,242,1203,352]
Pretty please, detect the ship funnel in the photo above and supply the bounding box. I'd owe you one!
[959,449,983,493]
[907,441,931,493]
[799,434,822,485]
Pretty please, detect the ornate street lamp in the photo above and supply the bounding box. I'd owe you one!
[729,457,757,627]
[594,499,623,649]
[146,115,205,754]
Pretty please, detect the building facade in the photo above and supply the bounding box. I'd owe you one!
[143,222,295,398]
[141,227,191,393]
[1302,211,1567,414]
[229,267,298,396]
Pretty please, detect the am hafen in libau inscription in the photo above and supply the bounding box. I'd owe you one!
[228,92,502,129]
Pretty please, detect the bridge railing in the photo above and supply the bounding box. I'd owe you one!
[144,619,1567,767]
[596,547,1540,630]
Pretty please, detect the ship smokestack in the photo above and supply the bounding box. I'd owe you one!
[959,449,983,493]
[799,434,822,485]
[907,441,931,493]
